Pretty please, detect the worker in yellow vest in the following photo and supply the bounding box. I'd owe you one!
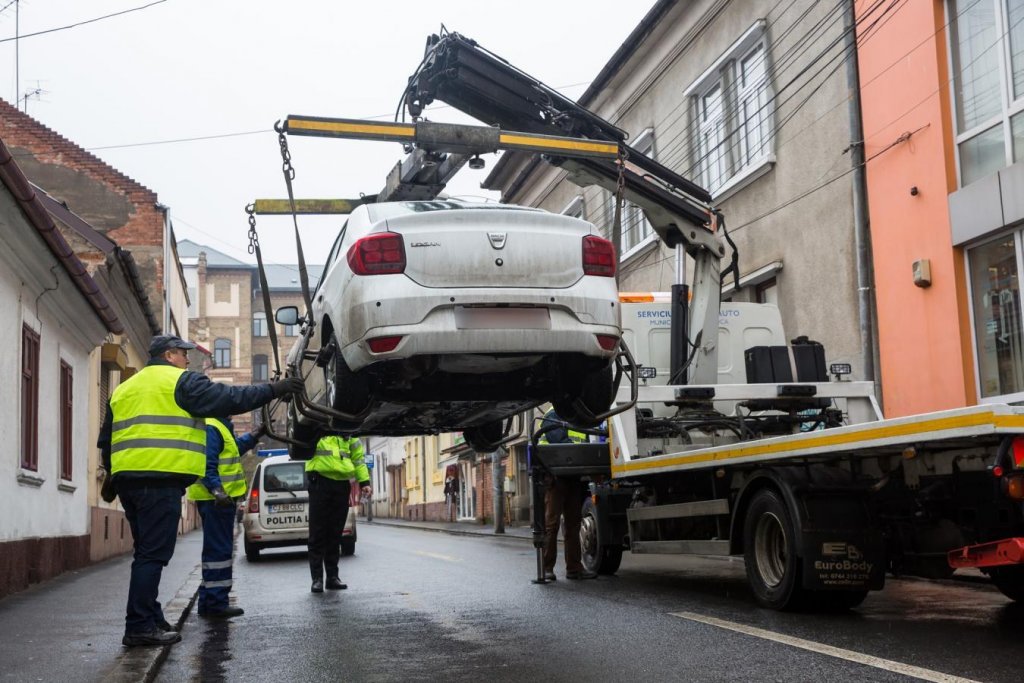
[98,334,303,648]
[187,416,263,619]
[306,435,371,593]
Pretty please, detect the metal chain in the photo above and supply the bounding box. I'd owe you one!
[273,120,314,316]
[246,203,259,255]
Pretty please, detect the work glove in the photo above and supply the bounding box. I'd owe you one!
[212,486,233,508]
[270,376,304,399]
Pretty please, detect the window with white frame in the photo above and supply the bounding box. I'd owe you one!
[949,0,1024,186]
[687,20,772,197]
[561,195,584,219]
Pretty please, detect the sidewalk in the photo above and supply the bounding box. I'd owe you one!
[0,518,534,682]
[0,530,202,683]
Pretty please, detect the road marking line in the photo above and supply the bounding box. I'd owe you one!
[413,550,460,562]
[668,611,980,683]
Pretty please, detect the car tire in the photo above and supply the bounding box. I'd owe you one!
[287,400,318,460]
[463,420,505,452]
[554,362,614,428]
[325,332,373,416]
[244,538,261,562]
[341,538,356,557]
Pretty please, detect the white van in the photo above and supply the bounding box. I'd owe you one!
[242,454,357,561]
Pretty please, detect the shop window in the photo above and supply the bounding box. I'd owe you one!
[970,234,1024,397]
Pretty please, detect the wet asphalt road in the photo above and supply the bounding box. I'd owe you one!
[157,524,1024,683]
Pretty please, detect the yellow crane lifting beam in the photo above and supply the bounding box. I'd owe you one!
[251,198,375,215]
[283,115,620,160]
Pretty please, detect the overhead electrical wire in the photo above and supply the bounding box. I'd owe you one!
[0,0,169,43]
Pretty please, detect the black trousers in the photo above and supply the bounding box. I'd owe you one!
[307,474,351,580]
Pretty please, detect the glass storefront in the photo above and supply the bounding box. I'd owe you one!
[970,234,1024,397]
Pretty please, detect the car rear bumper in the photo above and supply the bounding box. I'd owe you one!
[338,285,621,371]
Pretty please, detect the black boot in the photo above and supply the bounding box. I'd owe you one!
[325,577,347,590]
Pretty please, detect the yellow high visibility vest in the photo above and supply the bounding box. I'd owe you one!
[306,435,370,482]
[187,418,248,500]
[110,365,205,478]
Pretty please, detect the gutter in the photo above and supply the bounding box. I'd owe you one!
[0,138,123,334]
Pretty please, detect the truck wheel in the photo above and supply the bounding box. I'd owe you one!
[743,489,807,610]
[325,332,372,416]
[580,498,622,575]
[990,566,1024,602]
[244,538,260,562]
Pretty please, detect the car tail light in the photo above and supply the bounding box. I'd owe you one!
[583,235,616,277]
[367,335,403,353]
[595,334,619,351]
[247,487,259,514]
[1012,436,1024,467]
[1003,472,1024,501]
[347,233,406,275]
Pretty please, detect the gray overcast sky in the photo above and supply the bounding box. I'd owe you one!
[0,0,654,264]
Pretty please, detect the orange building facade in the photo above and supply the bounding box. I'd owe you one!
[856,0,1024,416]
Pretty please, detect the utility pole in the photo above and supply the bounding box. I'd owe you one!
[492,447,505,534]
[15,0,19,109]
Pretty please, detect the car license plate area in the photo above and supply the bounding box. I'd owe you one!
[454,306,551,330]
[268,503,304,514]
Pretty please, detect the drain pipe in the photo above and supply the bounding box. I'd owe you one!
[845,0,878,400]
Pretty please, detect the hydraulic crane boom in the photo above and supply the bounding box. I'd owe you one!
[401,30,730,383]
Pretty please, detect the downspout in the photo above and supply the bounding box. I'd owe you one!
[845,1,878,397]
[158,203,171,333]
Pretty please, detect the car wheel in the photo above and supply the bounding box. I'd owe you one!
[341,538,356,557]
[554,362,613,428]
[743,488,808,610]
[287,400,318,460]
[463,420,505,452]
[325,332,373,416]
[244,538,260,562]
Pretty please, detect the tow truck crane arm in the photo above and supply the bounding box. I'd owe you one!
[401,30,729,382]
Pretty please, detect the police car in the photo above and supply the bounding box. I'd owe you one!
[242,454,357,561]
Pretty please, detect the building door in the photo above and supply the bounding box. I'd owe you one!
[458,460,475,520]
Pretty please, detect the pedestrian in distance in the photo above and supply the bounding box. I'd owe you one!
[98,334,304,648]
[306,434,371,593]
[539,408,598,582]
[187,416,265,620]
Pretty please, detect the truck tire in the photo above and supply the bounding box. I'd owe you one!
[743,488,807,610]
[580,498,622,575]
[990,566,1024,602]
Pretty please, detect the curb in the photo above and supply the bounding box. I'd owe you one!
[368,519,537,543]
[101,565,201,683]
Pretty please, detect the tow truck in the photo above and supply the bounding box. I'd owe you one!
[258,29,1024,610]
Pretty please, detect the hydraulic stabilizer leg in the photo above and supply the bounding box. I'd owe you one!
[529,447,549,584]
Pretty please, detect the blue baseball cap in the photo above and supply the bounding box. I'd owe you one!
[149,334,197,357]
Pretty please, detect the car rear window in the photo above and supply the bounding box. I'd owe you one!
[264,463,307,492]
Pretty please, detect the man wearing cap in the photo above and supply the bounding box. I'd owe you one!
[98,334,304,648]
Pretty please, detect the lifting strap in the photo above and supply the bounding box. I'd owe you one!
[246,204,283,381]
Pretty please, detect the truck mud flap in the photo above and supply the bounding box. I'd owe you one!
[801,533,885,591]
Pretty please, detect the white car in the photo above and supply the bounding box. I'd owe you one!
[278,200,621,457]
[242,455,357,561]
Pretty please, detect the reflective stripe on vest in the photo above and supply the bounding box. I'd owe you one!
[539,429,588,445]
[110,365,205,477]
[187,418,248,500]
[306,436,365,481]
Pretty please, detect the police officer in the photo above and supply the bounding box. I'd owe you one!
[539,408,597,581]
[306,434,371,593]
[98,334,303,647]
[187,416,262,619]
